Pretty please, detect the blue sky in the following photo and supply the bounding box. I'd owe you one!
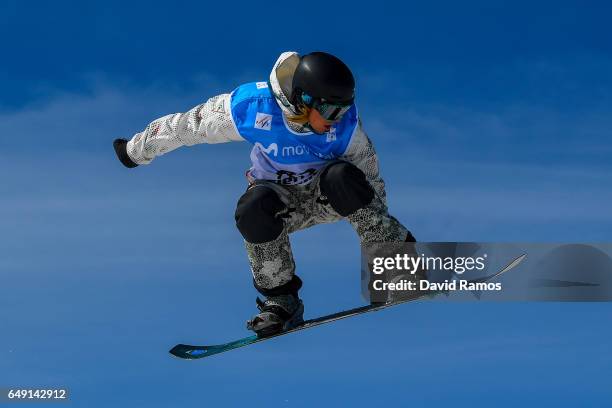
[1,0,611,406]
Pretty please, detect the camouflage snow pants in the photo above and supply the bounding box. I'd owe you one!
[234,161,412,296]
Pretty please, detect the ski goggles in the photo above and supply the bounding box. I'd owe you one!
[312,100,352,122]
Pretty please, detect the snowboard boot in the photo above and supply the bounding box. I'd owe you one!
[246,294,304,337]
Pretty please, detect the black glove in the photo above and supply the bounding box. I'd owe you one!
[113,139,138,168]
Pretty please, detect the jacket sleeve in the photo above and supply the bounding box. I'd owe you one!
[340,119,388,207]
[125,93,243,165]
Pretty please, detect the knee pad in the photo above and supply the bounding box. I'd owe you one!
[235,186,286,243]
[320,162,375,216]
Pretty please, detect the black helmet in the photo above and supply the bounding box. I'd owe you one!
[291,52,355,107]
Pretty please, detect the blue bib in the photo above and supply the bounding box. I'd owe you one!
[230,81,358,185]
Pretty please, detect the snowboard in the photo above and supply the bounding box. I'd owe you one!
[169,253,526,360]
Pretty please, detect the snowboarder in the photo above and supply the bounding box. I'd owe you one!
[113,51,416,337]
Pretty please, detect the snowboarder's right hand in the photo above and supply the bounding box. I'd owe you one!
[113,138,138,168]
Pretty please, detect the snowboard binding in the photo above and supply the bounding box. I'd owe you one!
[246,295,304,337]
